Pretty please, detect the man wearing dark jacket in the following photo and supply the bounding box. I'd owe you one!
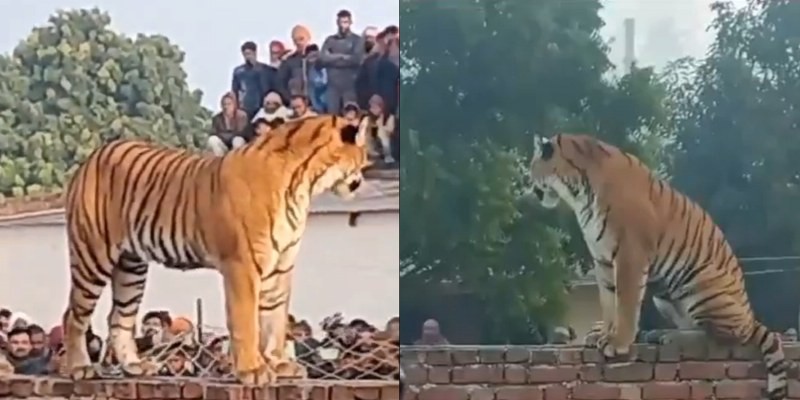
[319,10,365,114]
[277,25,312,102]
[356,31,400,114]
[232,41,279,119]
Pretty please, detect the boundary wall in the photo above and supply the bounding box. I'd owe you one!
[400,343,800,400]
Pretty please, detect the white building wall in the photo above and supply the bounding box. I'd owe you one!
[0,212,398,334]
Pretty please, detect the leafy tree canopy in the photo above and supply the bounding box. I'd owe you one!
[672,0,800,259]
[400,0,672,343]
[0,8,211,199]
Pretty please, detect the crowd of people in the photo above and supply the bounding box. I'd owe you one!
[207,9,400,167]
[0,308,400,380]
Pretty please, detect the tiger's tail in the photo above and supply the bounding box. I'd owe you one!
[748,322,789,400]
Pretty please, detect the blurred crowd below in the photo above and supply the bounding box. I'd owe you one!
[0,308,399,380]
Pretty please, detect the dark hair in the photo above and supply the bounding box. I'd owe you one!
[336,10,352,19]
[295,320,312,335]
[348,318,372,331]
[384,25,399,35]
[304,44,319,55]
[252,118,270,129]
[387,316,399,325]
[7,327,29,340]
[27,324,45,336]
[0,309,10,319]
[290,94,309,104]
[240,41,257,52]
[343,103,360,114]
[142,310,171,327]
[268,118,286,129]
[376,31,388,41]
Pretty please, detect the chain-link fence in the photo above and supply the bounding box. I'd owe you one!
[93,324,399,381]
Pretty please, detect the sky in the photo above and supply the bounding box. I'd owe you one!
[0,0,399,109]
[601,0,748,71]
[0,0,752,108]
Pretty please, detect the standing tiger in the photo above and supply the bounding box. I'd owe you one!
[61,114,371,385]
[528,134,789,400]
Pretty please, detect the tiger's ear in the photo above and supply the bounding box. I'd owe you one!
[533,135,554,161]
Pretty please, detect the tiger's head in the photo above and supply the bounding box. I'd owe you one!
[308,115,372,199]
[529,134,607,209]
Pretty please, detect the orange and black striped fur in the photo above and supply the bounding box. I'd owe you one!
[61,115,371,385]
[528,134,789,400]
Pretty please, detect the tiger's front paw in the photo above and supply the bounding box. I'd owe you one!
[583,320,607,348]
[584,322,631,361]
[595,332,631,359]
[236,361,274,386]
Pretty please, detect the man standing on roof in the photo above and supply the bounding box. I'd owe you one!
[319,9,365,114]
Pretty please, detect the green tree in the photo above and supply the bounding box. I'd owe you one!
[672,0,800,258]
[400,0,673,343]
[0,8,211,198]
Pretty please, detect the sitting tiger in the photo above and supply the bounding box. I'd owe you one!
[528,133,789,400]
[60,114,371,385]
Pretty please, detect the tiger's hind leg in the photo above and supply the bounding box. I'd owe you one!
[107,251,154,377]
[62,246,113,380]
[643,295,710,346]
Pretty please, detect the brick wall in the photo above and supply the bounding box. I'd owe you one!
[0,376,398,399]
[401,343,800,400]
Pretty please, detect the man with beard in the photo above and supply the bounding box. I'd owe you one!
[319,9,365,114]
[232,41,279,119]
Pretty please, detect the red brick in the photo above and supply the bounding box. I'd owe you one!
[495,386,543,400]
[381,387,400,400]
[654,363,678,380]
[110,381,138,399]
[631,345,658,362]
[529,365,579,383]
[784,343,800,361]
[726,362,766,379]
[543,384,570,400]
[689,382,713,400]
[603,362,654,382]
[714,380,765,399]
[452,350,479,365]
[531,349,559,364]
[678,361,726,379]
[405,364,429,385]
[573,383,641,400]
[353,387,382,400]
[468,387,495,400]
[787,379,800,398]
[427,350,453,365]
[504,365,527,384]
[658,343,681,362]
[9,378,35,397]
[479,349,506,363]
[731,345,761,361]
[579,364,602,381]
[505,348,530,363]
[557,348,583,364]
[452,364,503,384]
[182,381,205,399]
[418,386,469,400]
[642,382,690,399]
[429,366,451,383]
